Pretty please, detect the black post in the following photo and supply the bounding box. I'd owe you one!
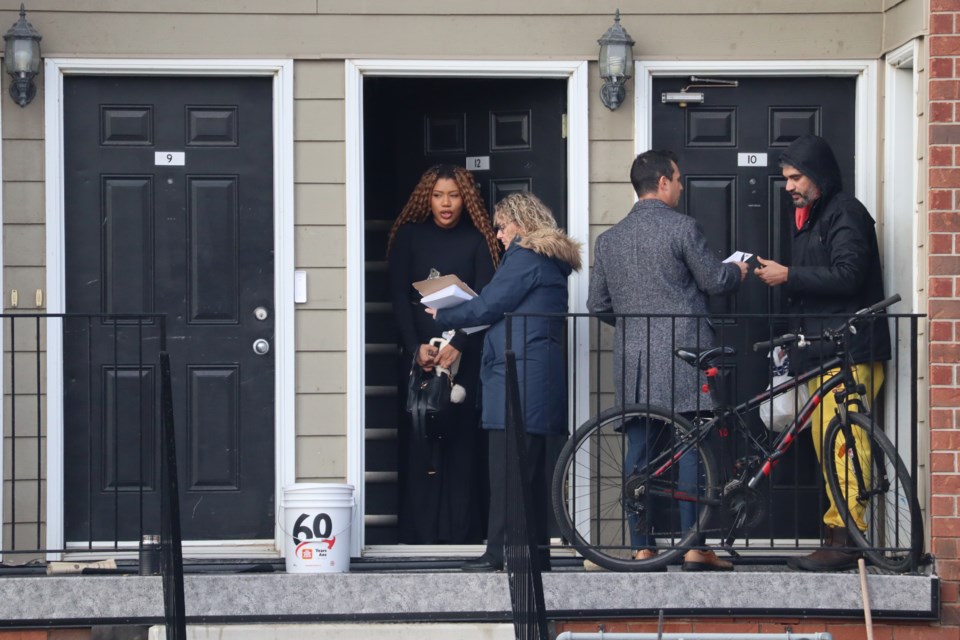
[159,351,187,640]
[504,349,550,640]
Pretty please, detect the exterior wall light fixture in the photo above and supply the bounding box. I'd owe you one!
[597,9,635,111]
[3,4,42,108]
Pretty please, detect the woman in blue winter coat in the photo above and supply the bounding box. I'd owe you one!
[427,192,582,571]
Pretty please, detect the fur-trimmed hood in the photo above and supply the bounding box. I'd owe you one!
[516,228,583,272]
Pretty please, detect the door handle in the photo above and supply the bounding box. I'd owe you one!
[252,339,270,355]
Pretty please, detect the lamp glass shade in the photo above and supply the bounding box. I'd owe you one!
[4,37,39,74]
[599,41,632,79]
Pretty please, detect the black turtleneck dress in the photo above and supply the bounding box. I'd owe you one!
[387,217,496,544]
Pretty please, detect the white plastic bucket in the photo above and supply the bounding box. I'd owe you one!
[281,483,355,573]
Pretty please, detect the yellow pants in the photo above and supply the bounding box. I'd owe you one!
[807,362,884,531]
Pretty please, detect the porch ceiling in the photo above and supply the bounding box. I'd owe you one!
[0,568,939,626]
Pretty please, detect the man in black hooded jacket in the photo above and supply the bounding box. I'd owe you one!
[755,134,891,571]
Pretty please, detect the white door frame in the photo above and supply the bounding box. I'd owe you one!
[43,58,296,558]
[344,59,590,556]
[882,40,925,530]
[635,60,879,217]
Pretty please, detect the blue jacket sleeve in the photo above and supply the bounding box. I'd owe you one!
[434,248,539,330]
[447,239,497,352]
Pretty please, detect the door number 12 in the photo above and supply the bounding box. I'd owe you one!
[466,156,490,171]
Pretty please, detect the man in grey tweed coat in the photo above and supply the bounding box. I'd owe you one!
[587,149,747,570]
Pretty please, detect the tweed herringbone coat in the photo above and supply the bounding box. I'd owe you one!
[587,199,742,413]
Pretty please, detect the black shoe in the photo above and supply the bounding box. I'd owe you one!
[462,554,503,572]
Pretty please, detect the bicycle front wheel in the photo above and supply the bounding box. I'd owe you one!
[551,404,719,572]
[824,412,923,573]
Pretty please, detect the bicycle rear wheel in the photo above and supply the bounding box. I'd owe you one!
[550,404,719,572]
[824,412,923,573]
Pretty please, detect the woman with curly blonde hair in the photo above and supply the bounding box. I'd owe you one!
[427,192,582,571]
[387,164,499,545]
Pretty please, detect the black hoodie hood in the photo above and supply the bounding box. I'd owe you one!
[778,134,843,202]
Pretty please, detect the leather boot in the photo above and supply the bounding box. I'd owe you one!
[681,548,734,572]
[787,526,859,572]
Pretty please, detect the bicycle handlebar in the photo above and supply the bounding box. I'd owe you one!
[856,293,901,317]
[752,333,797,352]
[751,293,901,352]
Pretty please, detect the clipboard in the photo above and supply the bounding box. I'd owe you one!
[412,274,478,298]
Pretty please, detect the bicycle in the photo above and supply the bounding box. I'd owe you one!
[551,294,923,573]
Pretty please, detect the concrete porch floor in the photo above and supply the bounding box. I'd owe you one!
[0,561,939,628]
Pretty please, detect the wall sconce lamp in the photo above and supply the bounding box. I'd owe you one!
[3,4,42,108]
[597,9,635,111]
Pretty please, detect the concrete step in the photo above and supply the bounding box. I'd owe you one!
[149,623,516,639]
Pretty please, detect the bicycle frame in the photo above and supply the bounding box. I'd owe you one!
[647,353,863,503]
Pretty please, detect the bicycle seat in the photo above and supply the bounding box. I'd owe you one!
[674,346,736,369]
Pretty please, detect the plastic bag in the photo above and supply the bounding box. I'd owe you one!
[758,346,810,432]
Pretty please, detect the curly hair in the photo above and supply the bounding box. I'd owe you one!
[493,192,557,235]
[386,165,500,267]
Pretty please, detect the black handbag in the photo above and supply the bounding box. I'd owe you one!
[405,359,453,441]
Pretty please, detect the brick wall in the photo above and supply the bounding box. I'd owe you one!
[929,0,960,633]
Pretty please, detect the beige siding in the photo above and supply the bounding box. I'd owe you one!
[9,5,885,59]
[295,184,346,226]
[883,0,925,53]
[7,1,884,15]
[3,394,46,438]
[293,60,346,481]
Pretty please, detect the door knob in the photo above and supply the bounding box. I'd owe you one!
[253,339,270,355]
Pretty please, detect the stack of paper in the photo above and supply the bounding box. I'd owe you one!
[421,284,473,309]
[414,274,488,334]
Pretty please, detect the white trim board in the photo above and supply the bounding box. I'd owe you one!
[345,59,590,556]
[42,58,295,558]
[635,59,879,218]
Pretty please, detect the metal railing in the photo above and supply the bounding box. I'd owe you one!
[504,349,550,640]
[503,309,925,569]
[0,312,184,637]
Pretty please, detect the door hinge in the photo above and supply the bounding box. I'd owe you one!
[561,114,568,139]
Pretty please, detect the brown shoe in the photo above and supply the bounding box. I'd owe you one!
[681,548,734,572]
[787,526,860,572]
[634,549,658,561]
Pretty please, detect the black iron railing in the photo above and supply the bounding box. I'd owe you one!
[504,349,550,640]
[503,310,925,571]
[1,312,184,637]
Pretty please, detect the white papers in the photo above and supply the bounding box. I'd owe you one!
[420,284,473,309]
[415,276,489,334]
[724,250,754,263]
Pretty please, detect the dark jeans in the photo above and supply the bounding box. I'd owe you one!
[624,416,700,550]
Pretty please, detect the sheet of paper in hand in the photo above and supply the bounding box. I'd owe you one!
[723,250,755,263]
[413,274,488,334]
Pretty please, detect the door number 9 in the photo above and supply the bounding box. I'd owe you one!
[154,151,185,166]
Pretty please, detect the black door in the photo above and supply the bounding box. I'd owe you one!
[652,76,856,539]
[63,76,276,541]
[363,77,568,544]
